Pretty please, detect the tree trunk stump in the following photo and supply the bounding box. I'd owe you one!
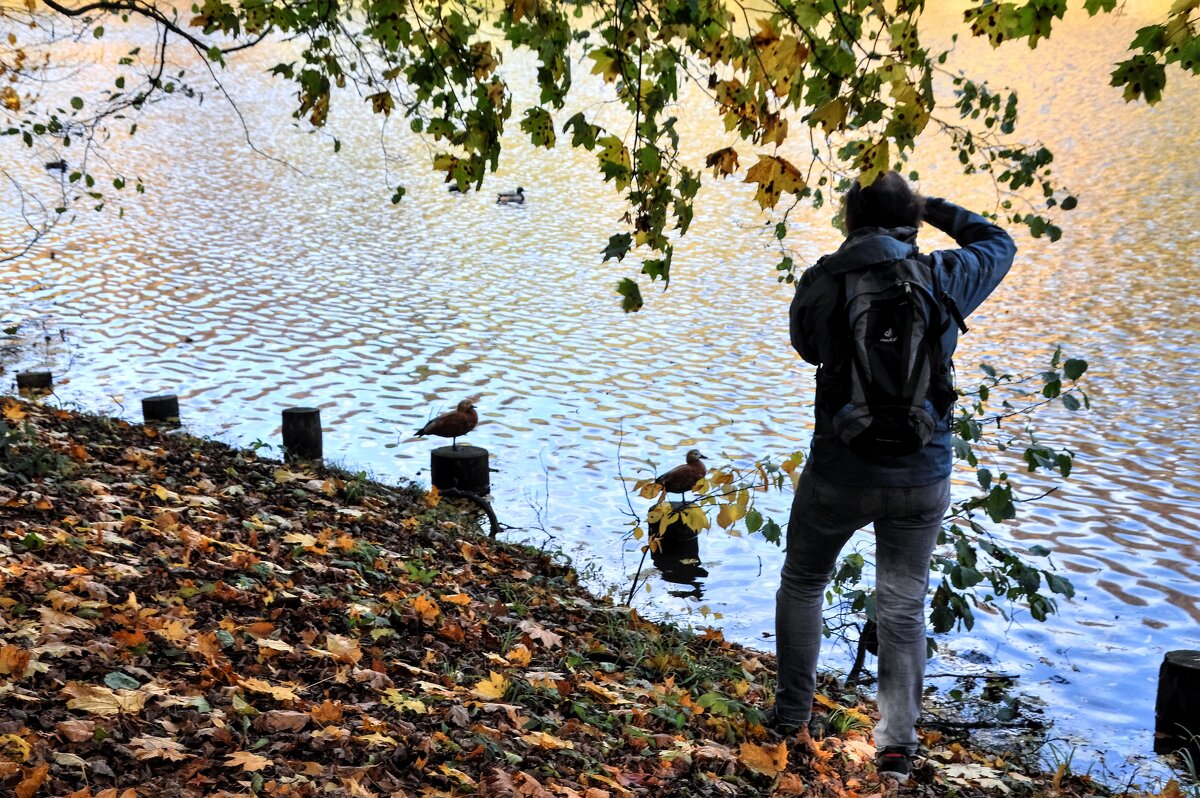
[1154,649,1200,755]
[281,407,323,463]
[141,394,180,424]
[431,445,489,494]
[16,371,53,390]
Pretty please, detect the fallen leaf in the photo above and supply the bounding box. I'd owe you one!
[15,762,49,798]
[521,730,574,750]
[225,750,273,772]
[0,734,31,762]
[257,710,310,732]
[518,619,563,649]
[326,633,362,665]
[310,699,344,723]
[505,644,532,667]
[0,645,32,677]
[62,683,148,716]
[738,740,788,777]
[130,735,191,761]
[240,677,299,701]
[471,671,509,701]
[410,594,440,625]
[57,719,96,742]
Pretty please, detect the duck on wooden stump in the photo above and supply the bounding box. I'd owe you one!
[497,187,525,204]
[415,400,478,449]
[655,449,707,498]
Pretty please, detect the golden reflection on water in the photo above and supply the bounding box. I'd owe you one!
[2,0,1199,769]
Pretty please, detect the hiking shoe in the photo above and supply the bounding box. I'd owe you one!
[876,746,912,784]
[762,707,805,737]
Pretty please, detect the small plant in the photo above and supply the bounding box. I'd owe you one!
[341,470,369,503]
[403,561,439,586]
[248,438,273,453]
[1,418,72,484]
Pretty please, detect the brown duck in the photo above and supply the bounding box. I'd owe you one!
[655,449,707,496]
[415,400,478,449]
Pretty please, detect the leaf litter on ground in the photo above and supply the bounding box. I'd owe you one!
[0,398,1188,798]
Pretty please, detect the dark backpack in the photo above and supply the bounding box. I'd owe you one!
[818,252,967,458]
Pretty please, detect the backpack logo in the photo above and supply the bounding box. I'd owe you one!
[880,327,897,343]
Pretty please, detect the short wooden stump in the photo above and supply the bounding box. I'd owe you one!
[282,407,323,462]
[1155,649,1200,755]
[142,394,180,425]
[16,371,53,391]
[431,445,489,494]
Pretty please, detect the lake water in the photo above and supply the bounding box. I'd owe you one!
[2,0,1198,782]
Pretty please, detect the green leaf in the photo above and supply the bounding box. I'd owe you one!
[1110,55,1168,105]
[104,671,141,690]
[1060,195,1077,211]
[1084,0,1117,14]
[1044,571,1075,598]
[520,107,556,148]
[761,518,782,545]
[1060,393,1081,411]
[70,96,84,110]
[601,233,632,262]
[616,278,643,313]
[745,509,763,534]
[1063,358,1087,380]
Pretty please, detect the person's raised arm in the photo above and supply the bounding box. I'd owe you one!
[922,197,1017,317]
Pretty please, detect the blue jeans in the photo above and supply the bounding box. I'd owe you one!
[775,466,950,752]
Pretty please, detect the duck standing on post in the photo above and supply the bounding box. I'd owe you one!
[496,187,525,204]
[415,400,478,450]
[655,449,707,498]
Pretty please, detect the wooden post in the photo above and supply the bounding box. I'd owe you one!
[1154,650,1200,755]
[430,445,489,494]
[647,500,707,585]
[141,394,180,424]
[281,407,323,462]
[16,371,53,390]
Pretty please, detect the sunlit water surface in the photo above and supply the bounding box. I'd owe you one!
[2,1,1198,781]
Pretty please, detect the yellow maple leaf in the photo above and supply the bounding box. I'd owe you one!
[240,677,299,702]
[225,750,273,772]
[743,155,806,210]
[410,594,441,625]
[442,593,472,607]
[521,730,574,750]
[704,147,741,177]
[424,485,441,508]
[471,671,509,701]
[855,139,891,189]
[808,97,848,134]
[739,740,788,777]
[1,400,26,421]
[505,643,532,667]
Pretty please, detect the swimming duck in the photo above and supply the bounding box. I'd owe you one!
[45,160,68,172]
[654,449,707,497]
[415,400,478,449]
[496,187,525,204]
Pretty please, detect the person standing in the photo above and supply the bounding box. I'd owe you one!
[775,172,1016,783]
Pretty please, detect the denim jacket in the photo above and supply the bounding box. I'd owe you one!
[790,197,1017,487]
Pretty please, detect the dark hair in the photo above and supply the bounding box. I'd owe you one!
[843,171,924,232]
